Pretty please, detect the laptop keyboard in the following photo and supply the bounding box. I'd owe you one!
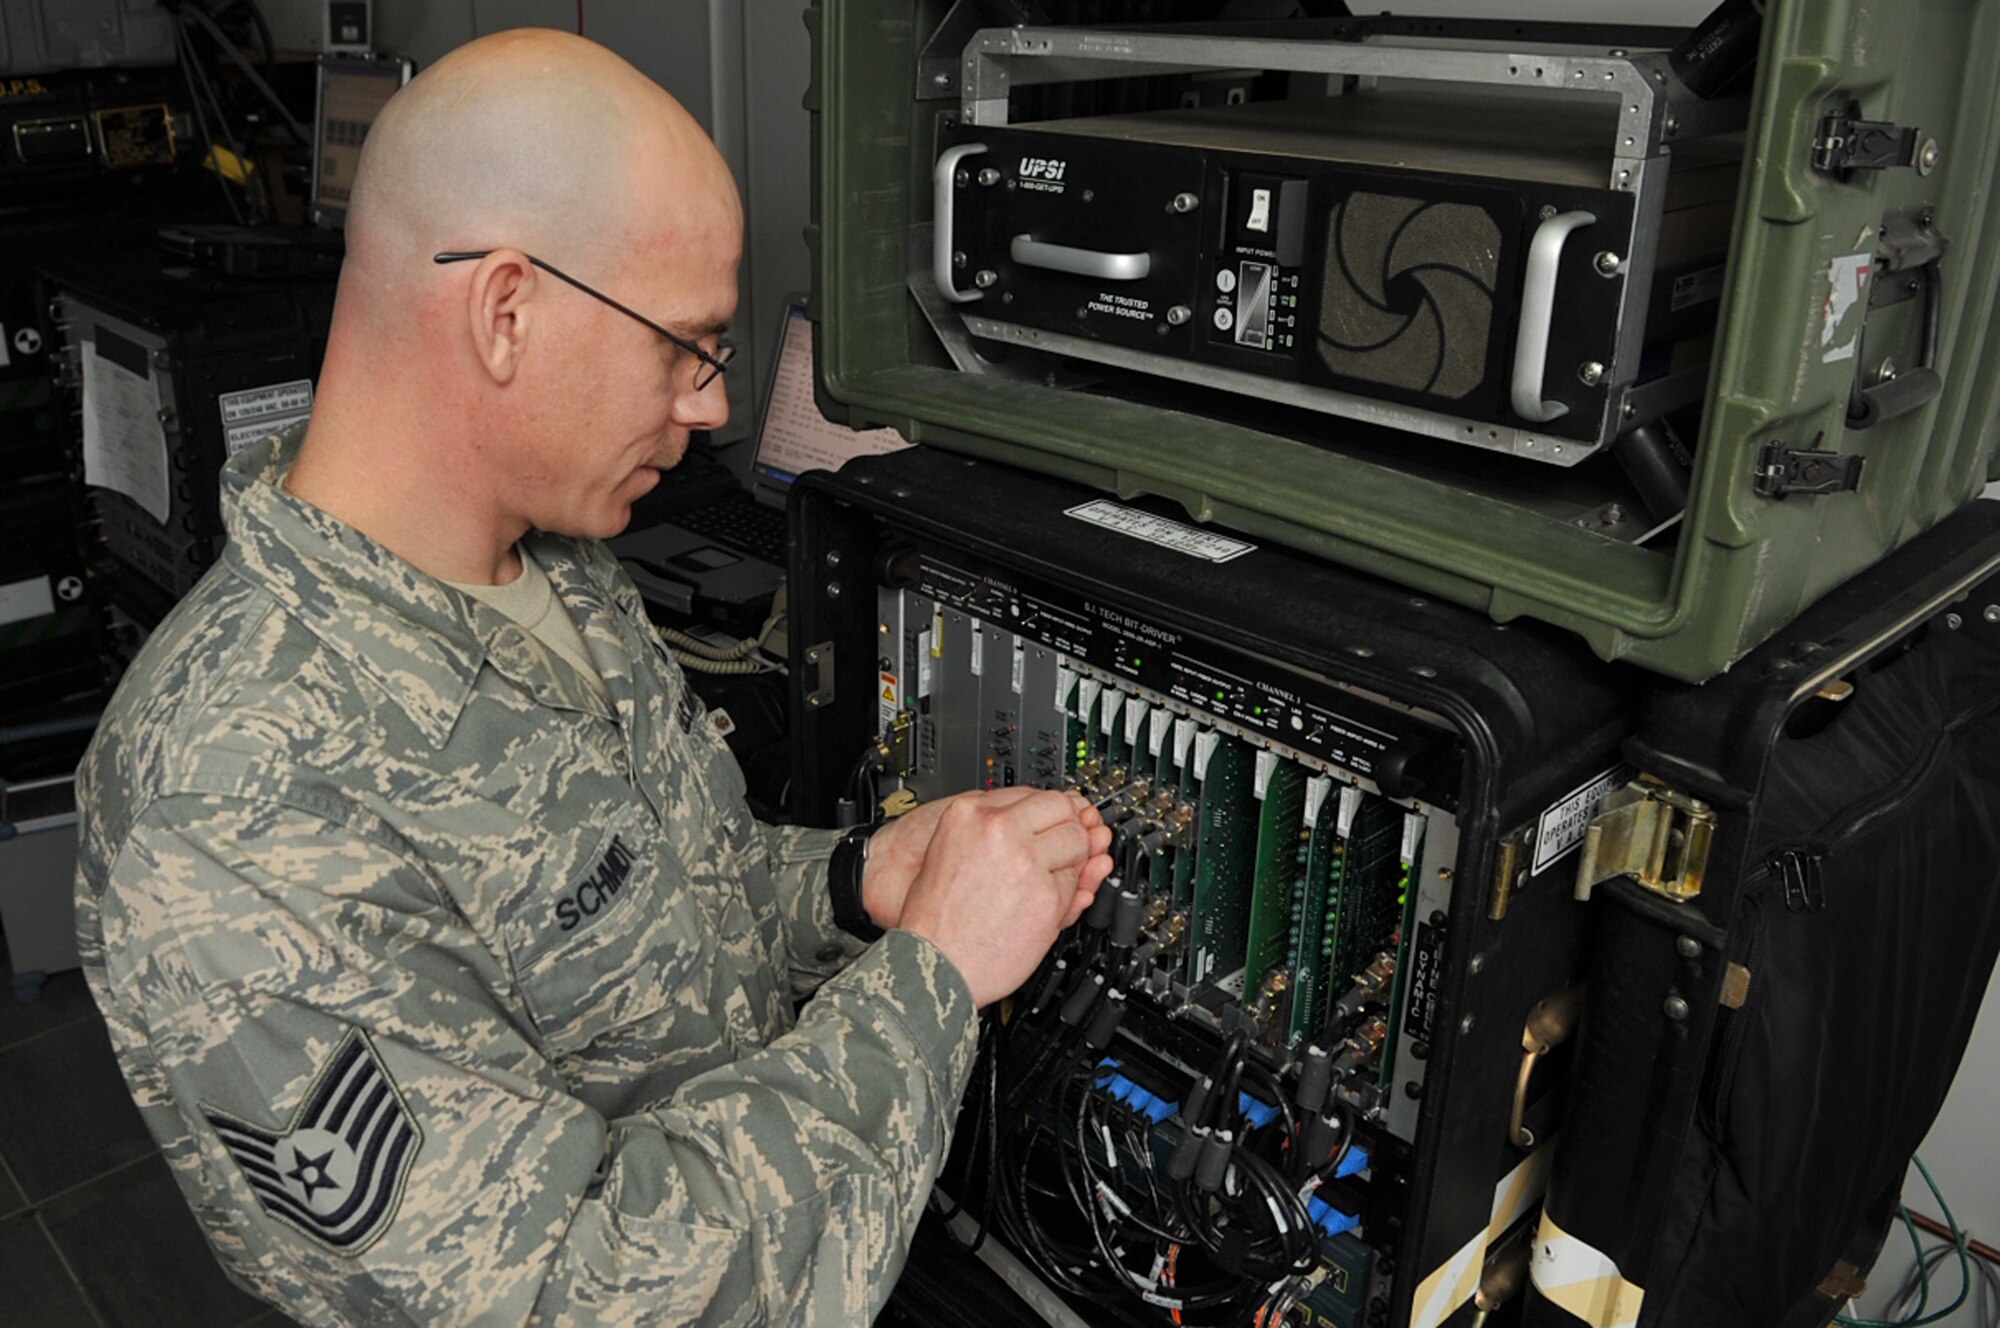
[674,492,790,565]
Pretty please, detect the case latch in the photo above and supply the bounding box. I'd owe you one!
[1575,777,1716,903]
[1755,440,1864,499]
[1812,111,1933,176]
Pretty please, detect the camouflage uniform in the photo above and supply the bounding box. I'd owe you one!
[73,425,978,1326]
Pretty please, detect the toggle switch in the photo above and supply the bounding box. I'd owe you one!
[1246,187,1273,233]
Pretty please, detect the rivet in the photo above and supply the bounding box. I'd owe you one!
[824,550,843,569]
[1595,251,1623,276]
[1984,605,2000,623]
[1676,936,1701,958]
[1945,612,1963,630]
[826,582,844,599]
[976,166,1000,186]
[1579,361,1605,386]
[974,269,997,288]
[1663,995,1690,1021]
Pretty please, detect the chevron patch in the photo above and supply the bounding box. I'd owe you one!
[203,1029,423,1254]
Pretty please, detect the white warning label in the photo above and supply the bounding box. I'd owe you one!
[218,378,315,455]
[1065,500,1255,564]
[1533,766,1631,875]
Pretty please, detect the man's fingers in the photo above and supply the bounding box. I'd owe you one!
[1006,788,1092,835]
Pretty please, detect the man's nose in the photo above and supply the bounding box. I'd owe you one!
[672,378,730,434]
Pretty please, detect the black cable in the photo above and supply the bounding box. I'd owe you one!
[179,16,262,220]
[172,1,312,142]
[173,22,246,224]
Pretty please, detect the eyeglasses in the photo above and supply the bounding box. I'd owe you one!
[433,251,736,391]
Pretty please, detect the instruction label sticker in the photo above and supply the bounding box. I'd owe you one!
[1065,500,1255,564]
[1820,253,1874,364]
[1533,765,1631,875]
[219,378,314,455]
[0,574,56,627]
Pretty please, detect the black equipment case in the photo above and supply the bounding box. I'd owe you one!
[785,447,2000,1328]
[1528,502,2000,1328]
[43,247,334,626]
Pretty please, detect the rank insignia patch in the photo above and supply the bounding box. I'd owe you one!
[203,1029,422,1254]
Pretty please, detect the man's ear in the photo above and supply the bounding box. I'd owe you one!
[465,250,535,385]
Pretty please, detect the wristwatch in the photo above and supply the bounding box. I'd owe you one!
[828,822,885,942]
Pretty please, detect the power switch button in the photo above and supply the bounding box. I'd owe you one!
[1246,187,1273,233]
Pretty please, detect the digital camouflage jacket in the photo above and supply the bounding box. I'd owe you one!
[73,426,977,1326]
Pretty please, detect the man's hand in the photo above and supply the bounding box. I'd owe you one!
[861,789,1107,929]
[895,790,1115,1006]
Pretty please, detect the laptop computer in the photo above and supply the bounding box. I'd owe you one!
[612,296,909,621]
[158,53,412,276]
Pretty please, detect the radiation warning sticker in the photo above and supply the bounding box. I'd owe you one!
[879,673,899,730]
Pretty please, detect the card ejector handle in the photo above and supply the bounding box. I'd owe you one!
[1010,236,1153,282]
[933,143,989,304]
[1511,210,1597,424]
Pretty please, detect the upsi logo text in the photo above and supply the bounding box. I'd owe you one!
[1018,157,1067,181]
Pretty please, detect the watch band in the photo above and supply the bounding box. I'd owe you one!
[828,822,885,942]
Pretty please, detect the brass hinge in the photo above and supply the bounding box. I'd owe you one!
[1817,1259,1869,1302]
[1575,777,1717,903]
[1488,831,1527,921]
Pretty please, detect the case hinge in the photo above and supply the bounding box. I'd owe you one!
[1488,830,1527,921]
[803,640,837,709]
[1812,112,1932,175]
[1755,440,1864,499]
[1575,777,1716,903]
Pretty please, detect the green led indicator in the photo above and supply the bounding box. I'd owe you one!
[1254,706,1264,716]
[1215,690,1226,701]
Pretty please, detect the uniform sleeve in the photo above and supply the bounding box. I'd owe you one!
[94,795,978,1328]
[755,821,873,994]
[671,666,865,994]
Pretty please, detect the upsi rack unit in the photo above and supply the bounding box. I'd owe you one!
[792,447,1640,1328]
[813,0,2000,681]
[930,31,1746,466]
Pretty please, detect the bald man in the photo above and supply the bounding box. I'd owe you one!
[73,30,1111,1327]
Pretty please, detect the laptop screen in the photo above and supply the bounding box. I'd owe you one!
[310,55,412,229]
[754,304,909,487]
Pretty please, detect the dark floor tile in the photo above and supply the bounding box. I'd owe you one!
[0,962,100,1052]
[43,1153,269,1328]
[0,1154,24,1218]
[0,1016,154,1201]
[0,1209,99,1327]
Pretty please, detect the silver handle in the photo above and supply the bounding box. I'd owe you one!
[932,143,989,304]
[1510,210,1597,424]
[1009,235,1152,281]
